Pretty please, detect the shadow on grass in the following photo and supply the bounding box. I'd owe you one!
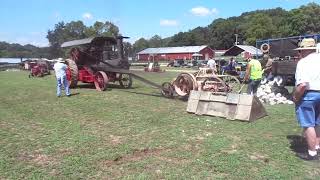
[69,92,80,97]
[119,90,189,101]
[76,83,139,90]
[287,135,307,153]
[119,90,163,98]
[76,84,96,90]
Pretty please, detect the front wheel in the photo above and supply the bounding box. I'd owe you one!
[119,74,132,89]
[161,82,174,98]
[94,71,109,91]
[66,59,78,88]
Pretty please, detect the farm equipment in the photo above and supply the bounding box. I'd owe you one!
[61,36,168,92]
[186,90,267,122]
[162,67,267,121]
[164,67,241,99]
[28,61,51,77]
[256,35,320,86]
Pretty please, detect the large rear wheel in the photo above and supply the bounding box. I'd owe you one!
[173,73,198,98]
[66,59,78,88]
[94,71,109,91]
[219,75,241,93]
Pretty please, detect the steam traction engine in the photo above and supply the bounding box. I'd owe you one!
[62,36,132,91]
[29,60,51,77]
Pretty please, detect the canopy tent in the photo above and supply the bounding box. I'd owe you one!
[223,45,263,57]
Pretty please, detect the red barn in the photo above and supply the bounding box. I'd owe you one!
[137,45,214,61]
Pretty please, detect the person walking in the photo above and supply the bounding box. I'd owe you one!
[293,40,320,161]
[243,56,263,95]
[53,58,71,97]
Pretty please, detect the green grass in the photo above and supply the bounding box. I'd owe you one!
[0,70,319,179]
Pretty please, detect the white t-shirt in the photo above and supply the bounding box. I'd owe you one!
[295,52,320,90]
[207,59,216,70]
[53,62,67,78]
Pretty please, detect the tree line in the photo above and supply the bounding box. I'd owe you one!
[1,2,320,59]
[133,3,320,53]
[0,41,51,59]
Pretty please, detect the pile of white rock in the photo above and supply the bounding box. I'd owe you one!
[256,78,294,105]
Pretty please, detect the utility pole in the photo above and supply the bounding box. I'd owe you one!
[234,34,239,45]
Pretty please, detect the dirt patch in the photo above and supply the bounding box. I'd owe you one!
[263,133,273,139]
[109,135,122,146]
[103,148,170,166]
[156,155,190,164]
[56,148,73,156]
[18,151,58,167]
[221,135,241,154]
[249,153,269,163]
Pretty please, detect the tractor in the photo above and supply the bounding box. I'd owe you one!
[29,60,51,78]
[62,36,133,91]
[62,36,170,94]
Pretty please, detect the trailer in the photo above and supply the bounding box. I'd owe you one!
[256,34,320,85]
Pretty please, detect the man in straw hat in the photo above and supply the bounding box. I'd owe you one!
[293,38,320,161]
[53,58,71,97]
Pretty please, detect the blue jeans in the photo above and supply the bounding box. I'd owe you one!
[56,75,70,96]
[247,79,261,95]
[296,91,320,127]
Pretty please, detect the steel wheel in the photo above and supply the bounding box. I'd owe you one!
[161,82,174,98]
[94,71,109,91]
[119,73,132,89]
[219,75,241,93]
[66,59,78,88]
[201,77,228,93]
[173,73,198,97]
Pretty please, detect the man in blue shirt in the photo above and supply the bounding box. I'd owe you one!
[53,58,71,97]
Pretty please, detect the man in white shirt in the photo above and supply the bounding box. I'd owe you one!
[53,58,71,97]
[207,58,217,73]
[293,41,320,161]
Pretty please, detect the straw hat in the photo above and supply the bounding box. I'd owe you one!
[294,38,317,50]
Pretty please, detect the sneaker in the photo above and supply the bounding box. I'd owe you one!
[296,153,319,161]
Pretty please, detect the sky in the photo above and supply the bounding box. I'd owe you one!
[0,0,318,47]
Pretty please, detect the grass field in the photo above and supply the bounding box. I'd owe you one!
[0,70,319,179]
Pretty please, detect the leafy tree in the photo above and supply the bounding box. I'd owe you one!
[244,13,277,45]
[123,42,133,58]
[149,35,163,47]
[132,38,149,53]
[286,3,320,36]
[85,21,120,37]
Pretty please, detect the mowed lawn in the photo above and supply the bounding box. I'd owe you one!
[0,70,319,179]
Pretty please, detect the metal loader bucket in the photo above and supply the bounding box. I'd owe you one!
[187,90,267,122]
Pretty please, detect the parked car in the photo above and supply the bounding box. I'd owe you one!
[185,60,198,68]
[197,60,208,67]
[173,59,186,67]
